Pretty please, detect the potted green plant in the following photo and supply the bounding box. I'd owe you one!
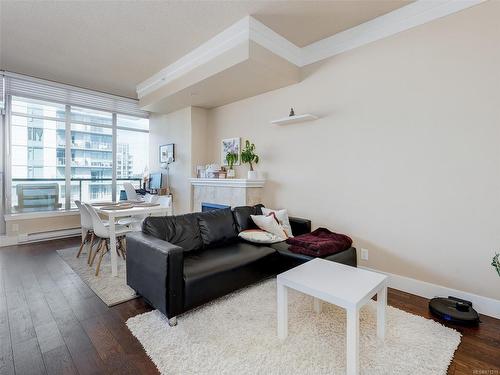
[241,140,259,179]
[225,152,238,178]
[493,253,500,277]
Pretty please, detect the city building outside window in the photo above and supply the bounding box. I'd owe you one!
[9,96,149,213]
[11,97,66,212]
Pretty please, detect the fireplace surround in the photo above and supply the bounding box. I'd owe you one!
[189,178,265,212]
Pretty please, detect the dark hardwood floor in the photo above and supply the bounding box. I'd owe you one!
[0,237,499,375]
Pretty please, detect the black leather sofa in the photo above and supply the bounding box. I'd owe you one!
[126,205,356,325]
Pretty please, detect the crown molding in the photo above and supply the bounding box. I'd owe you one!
[248,17,303,66]
[137,0,487,99]
[137,17,251,98]
[301,0,487,65]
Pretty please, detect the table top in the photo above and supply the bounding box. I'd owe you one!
[277,258,388,309]
[93,204,168,217]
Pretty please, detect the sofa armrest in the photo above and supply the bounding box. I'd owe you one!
[126,232,184,318]
[289,217,311,236]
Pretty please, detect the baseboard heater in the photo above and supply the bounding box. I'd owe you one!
[18,227,81,244]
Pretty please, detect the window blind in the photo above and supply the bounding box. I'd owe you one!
[2,71,148,118]
[0,74,5,112]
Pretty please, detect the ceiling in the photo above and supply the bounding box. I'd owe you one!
[0,0,411,99]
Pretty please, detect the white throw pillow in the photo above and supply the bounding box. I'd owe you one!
[238,229,283,244]
[261,208,293,237]
[250,214,288,240]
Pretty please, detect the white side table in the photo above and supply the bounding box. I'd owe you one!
[277,258,388,375]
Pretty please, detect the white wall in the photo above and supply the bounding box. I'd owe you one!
[190,107,209,176]
[149,106,209,214]
[206,1,500,301]
[0,113,5,235]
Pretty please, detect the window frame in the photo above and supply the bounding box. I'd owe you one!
[5,94,149,214]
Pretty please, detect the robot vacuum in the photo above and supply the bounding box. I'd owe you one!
[429,296,480,326]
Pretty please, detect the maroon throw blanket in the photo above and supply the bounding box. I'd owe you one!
[286,227,352,257]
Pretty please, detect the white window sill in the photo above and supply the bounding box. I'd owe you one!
[4,209,80,221]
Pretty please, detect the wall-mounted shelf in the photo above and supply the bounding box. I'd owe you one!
[270,114,318,125]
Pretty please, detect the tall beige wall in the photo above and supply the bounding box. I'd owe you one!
[0,114,5,235]
[149,106,209,214]
[207,1,500,300]
[190,107,209,177]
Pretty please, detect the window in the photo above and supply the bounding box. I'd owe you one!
[28,127,43,142]
[8,96,149,213]
[69,107,114,204]
[116,130,148,196]
[10,97,66,212]
[115,114,149,196]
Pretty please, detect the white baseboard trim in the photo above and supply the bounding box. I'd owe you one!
[360,266,500,320]
[0,235,18,247]
[0,228,81,247]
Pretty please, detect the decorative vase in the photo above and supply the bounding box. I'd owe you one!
[247,170,258,180]
[227,169,236,178]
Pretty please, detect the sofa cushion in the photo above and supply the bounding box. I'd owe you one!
[142,213,202,251]
[232,204,264,232]
[270,241,313,262]
[271,241,357,267]
[183,241,277,309]
[238,229,283,244]
[250,214,288,240]
[262,208,293,237]
[197,208,238,247]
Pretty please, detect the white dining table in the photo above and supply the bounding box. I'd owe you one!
[94,204,170,277]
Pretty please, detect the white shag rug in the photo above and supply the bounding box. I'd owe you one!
[127,280,461,375]
[57,247,137,306]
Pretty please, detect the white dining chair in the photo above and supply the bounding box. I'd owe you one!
[149,195,173,217]
[119,182,146,229]
[124,182,140,201]
[75,200,96,263]
[84,203,131,276]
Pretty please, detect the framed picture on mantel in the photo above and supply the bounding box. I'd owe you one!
[221,137,240,166]
[160,143,175,163]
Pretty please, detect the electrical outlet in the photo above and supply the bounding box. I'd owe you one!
[361,248,369,261]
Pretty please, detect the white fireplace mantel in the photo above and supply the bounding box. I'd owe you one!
[189,178,266,211]
[189,178,266,188]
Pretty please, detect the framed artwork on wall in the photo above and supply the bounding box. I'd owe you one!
[159,143,175,163]
[221,137,240,166]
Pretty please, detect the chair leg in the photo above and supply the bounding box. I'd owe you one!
[95,241,109,277]
[90,239,103,267]
[87,232,95,265]
[121,238,127,260]
[116,239,122,258]
[116,237,124,259]
[76,231,89,258]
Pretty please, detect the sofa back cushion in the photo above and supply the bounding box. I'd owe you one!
[232,204,264,232]
[197,208,238,247]
[142,213,203,251]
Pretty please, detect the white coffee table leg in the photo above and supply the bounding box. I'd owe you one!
[377,285,387,340]
[313,297,322,313]
[346,308,359,375]
[277,283,288,339]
